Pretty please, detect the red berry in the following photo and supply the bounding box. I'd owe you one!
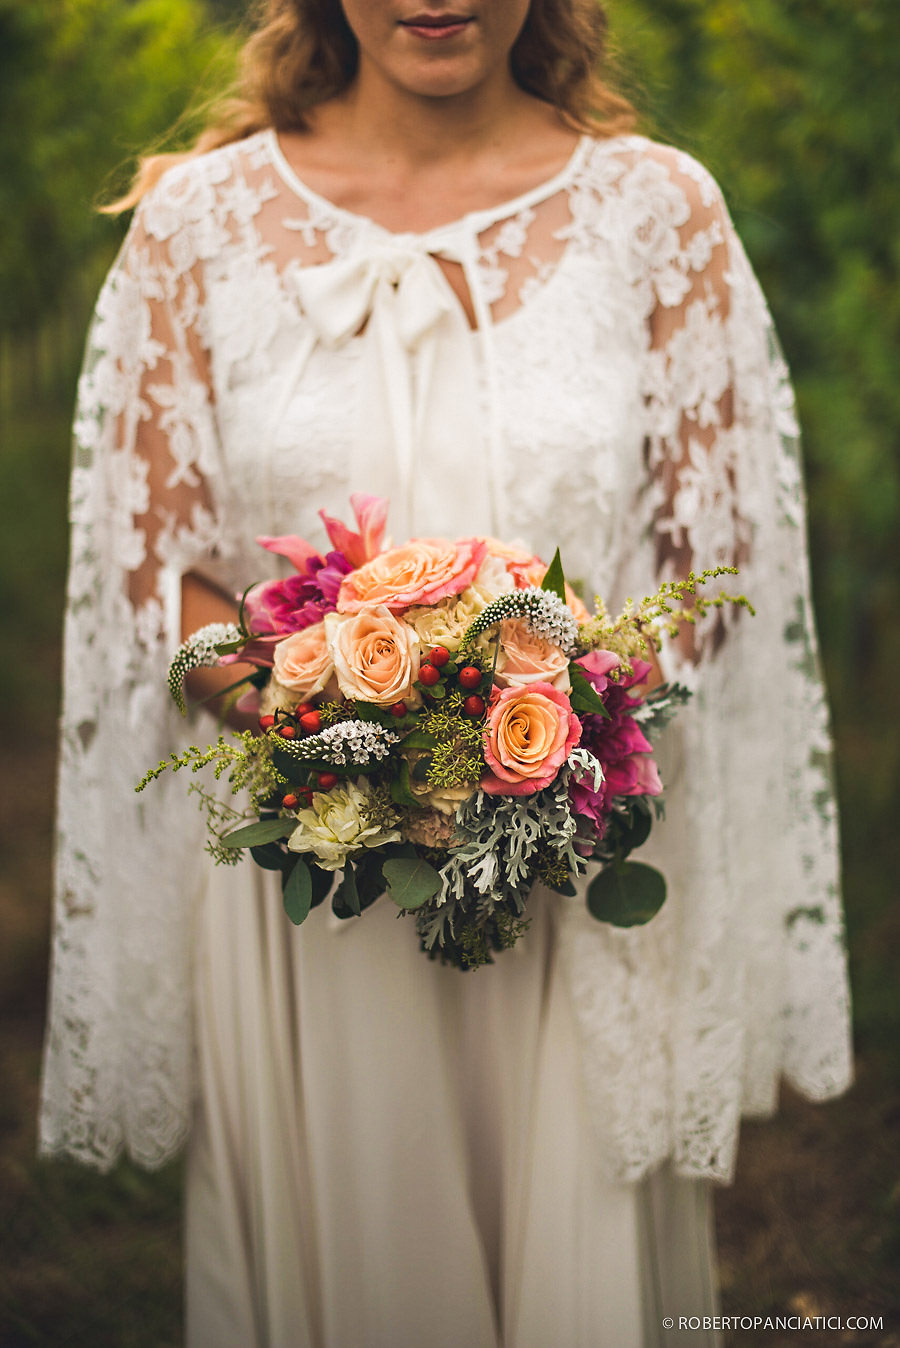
[317,772,338,790]
[458,665,482,689]
[390,701,407,718]
[279,724,296,739]
[282,793,299,809]
[463,694,486,717]
[428,645,450,667]
[258,714,276,730]
[294,701,314,717]
[298,787,314,805]
[299,710,321,734]
[419,663,441,687]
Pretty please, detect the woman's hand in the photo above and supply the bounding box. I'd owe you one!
[181,572,260,732]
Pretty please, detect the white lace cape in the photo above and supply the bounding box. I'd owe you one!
[40,129,852,1179]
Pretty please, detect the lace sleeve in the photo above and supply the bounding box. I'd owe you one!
[39,192,227,1170]
[643,155,747,662]
[559,146,853,1184]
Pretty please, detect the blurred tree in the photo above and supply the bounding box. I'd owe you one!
[0,0,237,334]
[611,0,900,1042]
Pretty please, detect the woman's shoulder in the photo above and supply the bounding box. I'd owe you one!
[130,131,272,246]
[582,131,730,224]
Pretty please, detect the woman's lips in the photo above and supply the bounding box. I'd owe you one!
[399,14,473,40]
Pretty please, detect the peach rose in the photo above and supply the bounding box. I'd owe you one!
[271,623,334,698]
[482,682,581,796]
[494,619,571,693]
[507,557,592,623]
[337,537,487,613]
[324,606,421,707]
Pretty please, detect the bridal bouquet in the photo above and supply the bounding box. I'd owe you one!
[138,495,750,970]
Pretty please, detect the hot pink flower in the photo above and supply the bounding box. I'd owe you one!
[481,682,581,797]
[573,650,662,804]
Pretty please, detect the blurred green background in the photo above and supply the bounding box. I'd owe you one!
[0,0,897,1344]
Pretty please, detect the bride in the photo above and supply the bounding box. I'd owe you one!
[40,1,853,1344]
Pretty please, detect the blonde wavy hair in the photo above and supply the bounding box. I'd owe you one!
[109,0,637,212]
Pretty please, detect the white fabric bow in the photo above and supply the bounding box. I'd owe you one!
[279,239,497,540]
[292,244,458,353]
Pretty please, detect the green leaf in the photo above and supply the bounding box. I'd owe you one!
[250,841,288,871]
[271,748,310,785]
[354,701,384,723]
[309,863,334,908]
[390,758,422,810]
[282,857,312,925]
[382,857,443,910]
[237,581,260,637]
[619,804,653,856]
[401,729,438,750]
[586,862,666,927]
[540,547,567,602]
[338,859,361,916]
[353,852,386,911]
[568,663,611,716]
[220,818,295,848]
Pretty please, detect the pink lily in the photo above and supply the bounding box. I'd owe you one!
[319,493,388,568]
[255,533,320,572]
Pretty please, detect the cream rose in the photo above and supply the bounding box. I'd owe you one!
[337,537,487,612]
[325,605,421,707]
[494,619,571,693]
[271,623,334,698]
[404,585,495,655]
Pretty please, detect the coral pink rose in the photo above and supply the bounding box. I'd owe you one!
[324,606,421,707]
[494,619,571,693]
[338,538,487,613]
[481,682,581,796]
[272,623,334,698]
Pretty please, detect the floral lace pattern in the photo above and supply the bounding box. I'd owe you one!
[41,129,852,1177]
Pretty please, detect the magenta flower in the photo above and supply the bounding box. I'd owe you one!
[243,551,352,638]
[572,650,662,814]
[243,497,388,645]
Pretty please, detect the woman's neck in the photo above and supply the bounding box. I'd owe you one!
[326,59,536,174]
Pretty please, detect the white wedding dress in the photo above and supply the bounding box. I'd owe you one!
[40,128,853,1347]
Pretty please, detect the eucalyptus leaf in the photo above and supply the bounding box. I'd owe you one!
[250,841,289,871]
[282,857,312,925]
[382,857,443,910]
[220,818,295,848]
[540,547,567,602]
[586,861,666,927]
